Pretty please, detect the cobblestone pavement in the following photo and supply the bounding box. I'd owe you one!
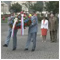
[1,23,59,59]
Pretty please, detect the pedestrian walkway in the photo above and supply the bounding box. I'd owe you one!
[1,23,59,59]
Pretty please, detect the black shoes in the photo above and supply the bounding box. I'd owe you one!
[31,49,35,52]
[24,48,28,51]
[12,48,16,51]
[3,44,35,52]
[3,44,8,47]
[24,48,35,52]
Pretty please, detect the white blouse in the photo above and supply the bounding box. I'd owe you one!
[41,19,48,29]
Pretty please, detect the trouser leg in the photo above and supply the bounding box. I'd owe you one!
[13,29,18,49]
[54,30,57,42]
[25,33,32,49]
[50,31,53,42]
[32,32,37,50]
[50,31,55,42]
[5,28,12,46]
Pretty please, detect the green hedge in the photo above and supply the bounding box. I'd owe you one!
[1,14,11,18]
[37,14,43,22]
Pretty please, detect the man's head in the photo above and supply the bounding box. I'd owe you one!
[50,14,54,18]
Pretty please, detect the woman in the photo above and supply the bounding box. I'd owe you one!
[41,16,48,42]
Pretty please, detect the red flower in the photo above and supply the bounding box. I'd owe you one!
[28,16,31,18]
[14,26,17,29]
[14,26,21,29]
[25,23,27,26]
[29,20,31,23]
[20,11,24,14]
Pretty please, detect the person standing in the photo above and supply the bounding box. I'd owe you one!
[3,14,12,47]
[41,16,48,42]
[25,11,38,51]
[49,13,58,42]
[3,13,18,50]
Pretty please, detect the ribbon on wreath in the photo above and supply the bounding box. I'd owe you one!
[21,14,24,36]
[11,18,18,37]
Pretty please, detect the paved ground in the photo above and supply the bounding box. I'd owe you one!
[1,23,59,59]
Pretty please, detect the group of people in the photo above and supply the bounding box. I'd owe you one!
[41,13,58,43]
[3,11,58,52]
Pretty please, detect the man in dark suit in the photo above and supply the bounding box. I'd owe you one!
[49,13,58,42]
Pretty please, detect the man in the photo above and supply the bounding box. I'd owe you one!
[49,13,58,42]
[3,13,18,50]
[3,14,12,47]
[25,11,38,51]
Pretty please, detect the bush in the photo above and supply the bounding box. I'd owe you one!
[1,14,11,18]
[37,14,43,22]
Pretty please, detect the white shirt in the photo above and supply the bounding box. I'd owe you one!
[41,19,48,29]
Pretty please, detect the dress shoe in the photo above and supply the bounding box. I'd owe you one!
[12,48,16,51]
[31,49,35,52]
[24,48,28,51]
[3,44,8,47]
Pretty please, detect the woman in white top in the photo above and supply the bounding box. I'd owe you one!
[41,16,48,42]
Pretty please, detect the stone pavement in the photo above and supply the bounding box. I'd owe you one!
[1,23,59,59]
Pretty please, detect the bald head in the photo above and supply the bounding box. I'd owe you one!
[50,14,54,18]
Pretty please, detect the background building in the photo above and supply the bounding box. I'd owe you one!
[11,1,37,12]
[1,1,10,14]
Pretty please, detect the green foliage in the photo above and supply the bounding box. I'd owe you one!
[37,14,43,22]
[30,1,43,12]
[23,1,43,12]
[46,1,59,14]
[22,1,33,12]
[10,3,22,13]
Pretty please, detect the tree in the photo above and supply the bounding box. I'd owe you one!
[23,1,43,12]
[46,1,59,14]
[30,1,43,12]
[22,1,32,12]
[10,3,22,13]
